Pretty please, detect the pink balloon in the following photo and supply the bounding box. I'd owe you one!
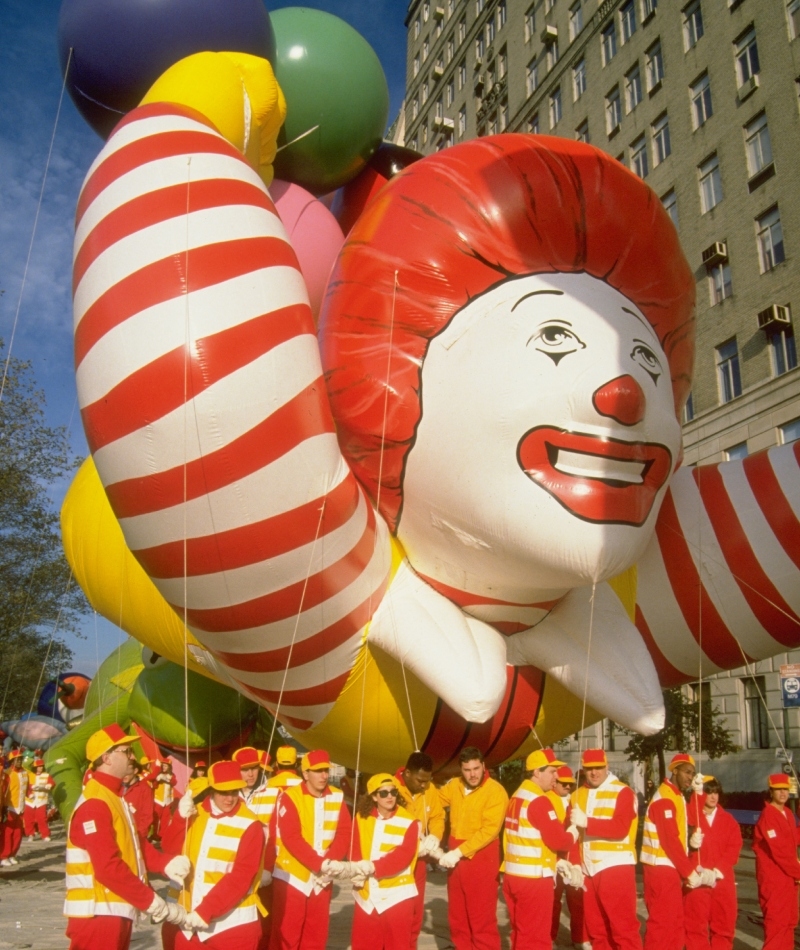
[270,180,345,322]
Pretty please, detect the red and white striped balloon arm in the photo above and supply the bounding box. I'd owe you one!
[636,441,800,686]
[73,103,392,732]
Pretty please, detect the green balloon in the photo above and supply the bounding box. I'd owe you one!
[271,7,389,194]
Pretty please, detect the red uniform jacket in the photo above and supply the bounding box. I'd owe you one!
[646,782,694,878]
[265,784,352,873]
[687,796,741,881]
[121,776,155,839]
[522,794,578,856]
[753,804,800,885]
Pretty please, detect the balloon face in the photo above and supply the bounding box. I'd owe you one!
[397,272,682,597]
[270,8,389,194]
[58,0,275,137]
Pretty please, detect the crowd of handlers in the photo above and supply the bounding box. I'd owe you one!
[57,725,800,950]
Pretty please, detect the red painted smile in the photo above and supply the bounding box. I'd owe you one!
[517,426,673,526]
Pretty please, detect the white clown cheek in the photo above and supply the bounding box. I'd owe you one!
[396,272,682,603]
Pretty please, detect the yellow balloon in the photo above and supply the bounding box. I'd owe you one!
[140,51,287,187]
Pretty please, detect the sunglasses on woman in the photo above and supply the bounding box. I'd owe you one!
[376,788,398,798]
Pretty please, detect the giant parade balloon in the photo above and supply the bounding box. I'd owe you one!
[64,48,800,773]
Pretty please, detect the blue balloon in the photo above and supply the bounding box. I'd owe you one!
[58,0,276,138]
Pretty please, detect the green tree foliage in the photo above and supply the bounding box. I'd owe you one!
[0,343,88,719]
[620,686,739,784]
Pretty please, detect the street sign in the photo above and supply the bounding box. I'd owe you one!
[780,664,800,708]
[776,748,795,763]
[784,763,794,775]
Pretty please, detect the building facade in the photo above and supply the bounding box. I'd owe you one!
[402,0,800,789]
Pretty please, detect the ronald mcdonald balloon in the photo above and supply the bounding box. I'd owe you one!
[64,51,800,774]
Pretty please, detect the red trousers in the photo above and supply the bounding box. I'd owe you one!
[66,915,133,950]
[23,804,51,839]
[503,874,554,950]
[154,802,171,838]
[551,876,589,943]
[583,865,642,950]
[643,865,684,950]
[410,857,428,948]
[684,882,737,950]
[268,878,332,950]
[757,870,799,950]
[257,885,272,950]
[447,843,501,950]
[163,920,261,950]
[351,899,415,950]
[0,812,23,859]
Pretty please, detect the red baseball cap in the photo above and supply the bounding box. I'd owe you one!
[301,750,331,772]
[669,753,696,771]
[556,765,576,784]
[208,760,246,791]
[581,749,608,768]
[769,774,791,789]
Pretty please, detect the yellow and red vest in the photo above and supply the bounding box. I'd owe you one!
[641,780,687,868]
[274,784,344,895]
[572,775,637,876]
[242,772,301,832]
[502,780,557,879]
[64,779,146,919]
[7,768,28,814]
[153,773,174,807]
[26,771,54,809]
[354,807,418,915]
[169,801,263,940]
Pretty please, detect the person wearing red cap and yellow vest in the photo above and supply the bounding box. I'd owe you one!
[269,749,352,950]
[63,725,189,950]
[550,765,589,950]
[641,753,715,950]
[568,749,642,950]
[502,748,579,950]
[344,773,420,950]
[438,746,509,950]
[0,750,28,865]
[152,758,178,839]
[395,751,446,950]
[161,760,266,950]
[753,773,800,950]
[684,777,741,950]
[23,758,55,840]
[234,747,274,823]
[121,757,156,840]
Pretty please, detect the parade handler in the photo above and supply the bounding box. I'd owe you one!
[395,751,446,949]
[641,754,715,950]
[0,749,27,865]
[551,765,589,950]
[121,757,156,840]
[64,724,189,950]
[161,760,266,950]
[502,748,579,950]
[24,757,56,840]
[234,746,274,823]
[569,748,642,950]
[269,749,352,950]
[753,773,800,950]
[347,773,420,950]
[684,776,742,950]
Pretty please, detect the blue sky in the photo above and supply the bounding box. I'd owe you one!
[0,0,408,674]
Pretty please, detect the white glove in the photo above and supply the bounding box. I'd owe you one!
[163,903,188,927]
[686,870,702,889]
[570,805,588,829]
[350,870,367,888]
[419,833,441,857]
[178,788,197,819]
[164,855,191,886]
[556,859,572,882]
[185,910,209,930]
[689,830,704,850]
[691,773,705,793]
[567,825,580,842]
[438,847,463,869]
[700,867,718,888]
[569,864,584,888]
[429,847,445,863]
[714,868,724,881]
[355,859,375,877]
[147,894,170,922]
[260,869,273,887]
[321,859,346,879]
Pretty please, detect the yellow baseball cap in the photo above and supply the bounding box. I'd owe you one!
[86,724,136,763]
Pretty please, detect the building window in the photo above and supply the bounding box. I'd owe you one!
[789,0,800,40]
[448,0,456,15]
[458,17,466,45]
[550,87,563,128]
[499,98,509,132]
[409,136,418,152]
[422,81,429,103]
[573,58,587,100]
[498,0,507,28]
[699,154,723,212]
[546,39,559,71]
[780,417,800,442]
[447,37,455,62]
[646,40,664,91]
[683,0,704,51]
[498,47,507,79]
[642,0,658,19]
[691,73,713,128]
[458,59,467,88]
[735,27,760,86]
[414,16,421,38]
[626,64,643,111]
[726,441,749,461]
[602,21,618,65]
[434,96,443,120]
[422,124,428,145]
[475,0,484,14]
[652,113,671,164]
[771,328,798,375]
[742,676,769,749]
[423,38,430,61]
[411,97,419,119]
[475,34,484,60]
[683,391,694,422]
[570,1,584,39]
[526,58,539,96]
[576,119,590,143]
[424,1,430,21]
[621,0,637,42]
[631,135,648,178]
[606,86,622,134]
[717,338,742,403]
[435,17,443,38]
[745,112,773,177]
[525,4,536,42]
[446,78,455,107]
[757,206,786,272]
[661,189,678,228]
[458,105,467,137]
[528,112,540,134]
[414,55,420,77]
[486,16,496,46]
[709,262,733,305]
